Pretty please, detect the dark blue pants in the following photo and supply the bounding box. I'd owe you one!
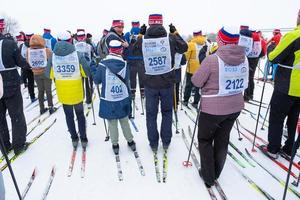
[184,72,200,104]
[63,103,87,140]
[145,86,173,149]
[268,90,300,154]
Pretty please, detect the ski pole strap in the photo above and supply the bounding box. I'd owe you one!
[278,63,300,70]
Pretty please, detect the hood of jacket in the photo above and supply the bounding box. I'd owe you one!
[216,44,246,66]
[53,41,75,56]
[191,35,206,45]
[29,35,45,48]
[101,54,126,74]
[145,24,167,38]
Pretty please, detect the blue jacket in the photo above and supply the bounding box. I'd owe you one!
[91,54,131,119]
[124,27,143,61]
[42,32,57,50]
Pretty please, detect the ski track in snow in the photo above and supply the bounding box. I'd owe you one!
[2,61,300,200]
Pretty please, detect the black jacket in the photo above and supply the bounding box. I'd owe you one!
[0,33,27,98]
[133,25,188,88]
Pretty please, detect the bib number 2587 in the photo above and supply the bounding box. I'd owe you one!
[148,56,167,66]
[225,79,244,90]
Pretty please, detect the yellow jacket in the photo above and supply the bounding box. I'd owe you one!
[185,36,206,74]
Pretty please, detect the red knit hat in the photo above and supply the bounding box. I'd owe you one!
[132,21,140,27]
[193,30,202,36]
[44,28,51,33]
[16,34,24,41]
[273,29,280,35]
[240,25,249,30]
[109,40,123,54]
[0,18,5,30]
[148,14,163,25]
[216,26,240,46]
[112,20,124,28]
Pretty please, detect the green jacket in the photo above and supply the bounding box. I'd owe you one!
[269,25,300,97]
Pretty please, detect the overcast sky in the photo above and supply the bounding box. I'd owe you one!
[1,0,299,39]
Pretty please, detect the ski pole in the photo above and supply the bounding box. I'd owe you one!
[251,61,268,152]
[173,84,179,134]
[283,130,299,200]
[183,102,200,167]
[0,134,22,200]
[261,103,270,130]
[88,77,96,126]
[140,93,144,115]
[236,120,242,141]
[96,85,109,141]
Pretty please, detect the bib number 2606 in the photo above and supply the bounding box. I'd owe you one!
[225,79,244,90]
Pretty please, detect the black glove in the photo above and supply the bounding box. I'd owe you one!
[140,24,147,35]
[169,23,176,34]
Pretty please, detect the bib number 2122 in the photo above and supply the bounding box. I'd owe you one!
[225,79,244,90]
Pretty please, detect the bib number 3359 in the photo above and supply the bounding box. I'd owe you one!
[225,78,244,90]
[56,65,75,73]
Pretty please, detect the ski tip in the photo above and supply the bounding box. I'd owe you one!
[182,161,193,167]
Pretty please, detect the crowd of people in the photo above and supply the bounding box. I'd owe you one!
[0,10,300,196]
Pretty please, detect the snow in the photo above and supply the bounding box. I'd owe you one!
[2,60,300,200]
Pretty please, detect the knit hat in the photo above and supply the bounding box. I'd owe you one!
[44,28,51,33]
[0,18,5,30]
[57,31,72,41]
[148,14,163,25]
[77,28,85,33]
[112,20,124,28]
[132,21,140,27]
[193,30,202,36]
[25,33,34,40]
[216,26,240,46]
[273,29,280,35]
[16,34,24,41]
[109,40,123,54]
[240,25,249,30]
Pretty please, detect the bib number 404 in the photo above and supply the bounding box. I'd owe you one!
[225,79,244,90]
[111,85,123,94]
[148,56,167,66]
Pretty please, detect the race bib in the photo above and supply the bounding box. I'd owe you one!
[142,36,172,75]
[218,56,248,96]
[238,35,253,56]
[75,42,91,60]
[104,65,129,101]
[52,51,80,80]
[248,41,262,58]
[28,48,47,68]
[174,53,183,69]
[21,44,27,59]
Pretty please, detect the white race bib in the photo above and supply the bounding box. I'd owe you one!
[174,53,183,69]
[28,48,47,68]
[75,42,91,60]
[45,38,52,49]
[248,41,262,58]
[52,51,81,80]
[104,65,129,102]
[142,36,172,75]
[238,35,253,56]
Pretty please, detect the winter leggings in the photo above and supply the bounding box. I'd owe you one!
[244,58,259,99]
[129,60,145,97]
[0,87,27,151]
[184,72,200,104]
[34,74,53,111]
[198,111,240,186]
[23,68,35,99]
[84,77,93,104]
[107,117,133,145]
[267,90,300,154]
[63,103,87,140]
[145,86,173,149]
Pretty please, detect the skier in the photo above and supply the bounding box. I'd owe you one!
[133,14,188,152]
[183,30,206,109]
[0,72,4,200]
[91,40,135,155]
[42,28,57,50]
[96,29,109,61]
[45,31,90,148]
[20,33,37,102]
[124,21,145,117]
[264,10,300,159]
[26,34,56,114]
[192,26,248,188]
[0,18,29,155]
[75,30,95,107]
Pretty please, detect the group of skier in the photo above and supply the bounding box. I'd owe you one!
[0,10,300,195]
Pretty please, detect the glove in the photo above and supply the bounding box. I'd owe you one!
[140,24,147,35]
[169,23,176,34]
